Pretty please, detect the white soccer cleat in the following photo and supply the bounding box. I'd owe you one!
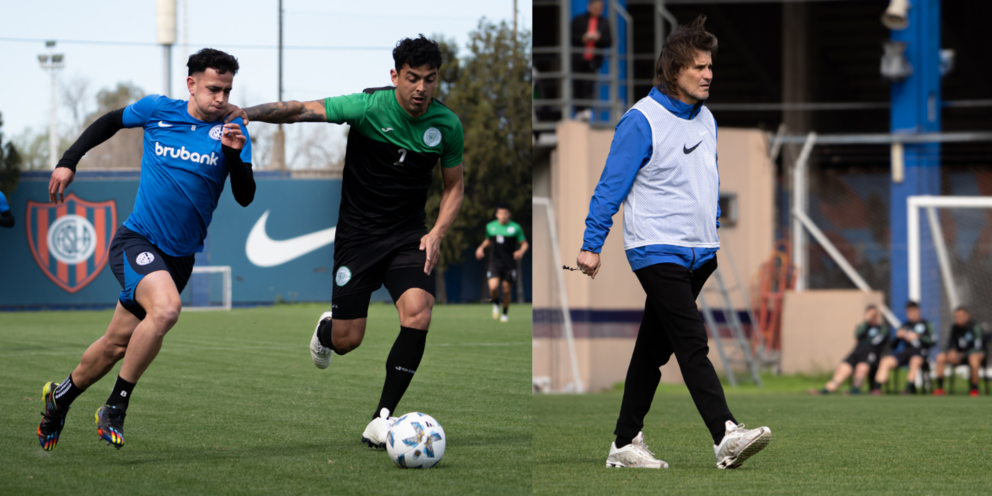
[714,420,772,469]
[492,304,500,320]
[500,314,509,322]
[606,432,669,468]
[310,311,334,369]
[361,408,398,449]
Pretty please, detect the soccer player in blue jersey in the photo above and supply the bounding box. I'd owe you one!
[576,17,771,469]
[37,49,255,451]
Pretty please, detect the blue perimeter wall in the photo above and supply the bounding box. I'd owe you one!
[0,171,531,310]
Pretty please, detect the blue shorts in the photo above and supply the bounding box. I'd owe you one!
[109,226,194,320]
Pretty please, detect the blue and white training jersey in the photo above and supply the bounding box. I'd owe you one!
[121,95,251,257]
[582,87,720,271]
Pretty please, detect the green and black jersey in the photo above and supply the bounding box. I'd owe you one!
[486,220,526,270]
[853,322,890,352]
[325,87,464,241]
[947,321,984,354]
[896,320,935,350]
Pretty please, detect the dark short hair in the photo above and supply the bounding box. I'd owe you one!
[865,304,878,313]
[955,305,969,313]
[393,35,442,72]
[655,15,718,91]
[187,48,240,77]
[495,202,511,212]
[906,301,920,309]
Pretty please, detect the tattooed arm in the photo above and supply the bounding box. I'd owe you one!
[240,100,327,124]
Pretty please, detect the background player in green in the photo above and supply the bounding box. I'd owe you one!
[475,203,528,322]
[229,35,464,448]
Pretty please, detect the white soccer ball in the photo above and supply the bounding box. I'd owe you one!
[386,412,446,469]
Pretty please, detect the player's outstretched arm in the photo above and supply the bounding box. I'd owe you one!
[240,100,327,124]
[476,238,491,260]
[49,108,127,203]
[421,165,464,274]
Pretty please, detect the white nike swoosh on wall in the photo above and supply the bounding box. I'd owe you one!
[245,210,336,267]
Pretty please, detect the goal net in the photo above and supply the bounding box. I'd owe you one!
[181,266,232,311]
[532,197,584,393]
[909,196,992,346]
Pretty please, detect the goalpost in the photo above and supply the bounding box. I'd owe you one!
[182,266,232,311]
[908,196,992,323]
[532,197,584,393]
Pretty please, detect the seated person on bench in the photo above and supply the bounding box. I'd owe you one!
[809,305,889,395]
[934,306,985,397]
[873,301,934,395]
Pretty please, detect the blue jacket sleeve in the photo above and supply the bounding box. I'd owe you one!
[0,192,8,213]
[714,117,721,229]
[581,111,653,253]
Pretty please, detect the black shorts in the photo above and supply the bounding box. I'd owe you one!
[109,226,195,320]
[331,228,436,320]
[892,346,928,367]
[844,345,879,367]
[487,266,517,284]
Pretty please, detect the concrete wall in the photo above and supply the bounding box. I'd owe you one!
[533,121,776,390]
[780,290,885,374]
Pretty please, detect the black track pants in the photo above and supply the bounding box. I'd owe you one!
[614,257,736,444]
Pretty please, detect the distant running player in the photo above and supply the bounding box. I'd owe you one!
[809,305,890,395]
[233,35,464,449]
[475,203,528,322]
[0,191,13,227]
[872,301,934,395]
[933,306,985,396]
[575,16,771,470]
[37,49,254,451]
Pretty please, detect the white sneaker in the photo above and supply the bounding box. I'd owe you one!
[500,314,509,322]
[606,438,669,468]
[714,420,772,469]
[310,311,334,369]
[492,304,500,320]
[361,408,398,449]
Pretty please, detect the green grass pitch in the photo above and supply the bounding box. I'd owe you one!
[1,303,531,495]
[535,378,992,495]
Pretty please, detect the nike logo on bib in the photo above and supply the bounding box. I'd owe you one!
[683,141,702,154]
[245,211,336,267]
[158,121,172,127]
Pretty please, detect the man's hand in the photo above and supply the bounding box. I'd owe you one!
[221,123,246,150]
[904,331,918,343]
[48,168,75,204]
[513,249,525,261]
[224,104,249,125]
[475,246,485,260]
[576,250,601,279]
[420,231,443,275]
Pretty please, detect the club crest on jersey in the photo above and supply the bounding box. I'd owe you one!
[209,125,224,140]
[26,193,117,293]
[423,127,442,147]
[335,266,352,287]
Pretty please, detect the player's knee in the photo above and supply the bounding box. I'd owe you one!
[855,363,870,374]
[404,306,432,329]
[147,301,181,331]
[936,352,946,362]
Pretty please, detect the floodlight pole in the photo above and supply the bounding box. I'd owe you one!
[39,41,63,170]
[157,0,177,98]
[273,0,286,170]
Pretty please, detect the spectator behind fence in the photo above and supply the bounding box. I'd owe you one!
[570,0,612,120]
[933,306,985,397]
[872,301,935,395]
[809,305,890,396]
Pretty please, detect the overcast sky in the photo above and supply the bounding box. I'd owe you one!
[0,0,532,159]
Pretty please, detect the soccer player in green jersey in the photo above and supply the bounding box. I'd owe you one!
[230,35,464,448]
[475,203,528,322]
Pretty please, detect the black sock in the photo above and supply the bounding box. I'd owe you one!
[937,377,944,388]
[53,373,85,410]
[106,376,136,409]
[615,435,633,449]
[503,305,509,315]
[316,317,337,351]
[374,326,427,419]
[971,383,979,392]
[493,295,501,307]
[906,382,917,394]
